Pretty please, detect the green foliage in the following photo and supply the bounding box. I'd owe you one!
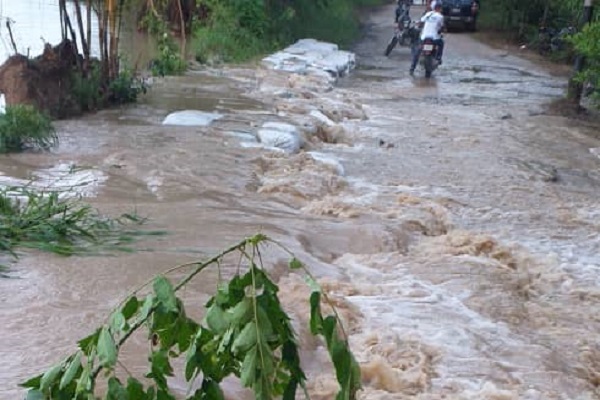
[21,235,361,399]
[193,0,274,63]
[0,186,161,262]
[0,105,57,153]
[151,33,187,77]
[570,21,600,101]
[74,62,147,108]
[282,0,359,48]
[478,0,581,34]
[477,0,581,61]
[192,0,386,63]
[140,9,187,76]
[109,67,148,104]
[72,65,103,112]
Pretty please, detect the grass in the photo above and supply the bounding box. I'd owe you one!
[192,0,387,64]
[0,187,165,273]
[0,105,57,153]
[194,25,272,63]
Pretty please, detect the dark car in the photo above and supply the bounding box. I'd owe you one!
[441,0,480,31]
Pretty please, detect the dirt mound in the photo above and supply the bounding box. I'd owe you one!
[0,40,81,118]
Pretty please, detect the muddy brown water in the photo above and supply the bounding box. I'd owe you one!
[2,3,600,399]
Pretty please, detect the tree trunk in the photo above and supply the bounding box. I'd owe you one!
[176,0,187,57]
[62,2,83,72]
[72,0,90,72]
[87,0,93,63]
[59,0,67,40]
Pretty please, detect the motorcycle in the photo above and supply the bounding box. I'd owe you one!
[384,0,412,56]
[420,37,440,78]
[537,25,575,55]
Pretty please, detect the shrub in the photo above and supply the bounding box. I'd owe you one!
[193,0,273,63]
[150,33,187,77]
[569,21,600,102]
[109,68,148,104]
[192,0,387,64]
[141,11,187,76]
[0,105,57,153]
[72,65,103,112]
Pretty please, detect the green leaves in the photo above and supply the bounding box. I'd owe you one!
[205,304,229,334]
[40,363,62,393]
[21,236,359,400]
[307,283,361,400]
[25,390,44,400]
[122,296,140,320]
[0,186,161,274]
[232,321,258,354]
[59,352,82,389]
[154,276,177,312]
[98,327,118,368]
[0,104,56,153]
[289,257,303,270]
[570,21,600,101]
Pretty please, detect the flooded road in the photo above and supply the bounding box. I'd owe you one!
[2,3,600,399]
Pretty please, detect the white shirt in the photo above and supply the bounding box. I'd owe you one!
[420,11,444,40]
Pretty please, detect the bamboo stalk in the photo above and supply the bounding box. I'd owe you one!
[108,0,119,79]
[175,0,187,58]
[73,0,90,71]
[59,0,66,40]
[63,5,83,71]
[87,0,93,63]
[102,0,110,79]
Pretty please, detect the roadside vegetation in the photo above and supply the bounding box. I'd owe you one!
[21,235,361,400]
[569,19,600,103]
[0,187,161,266]
[478,0,600,103]
[192,0,384,63]
[0,105,57,153]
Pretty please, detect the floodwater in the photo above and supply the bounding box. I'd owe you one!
[2,3,600,399]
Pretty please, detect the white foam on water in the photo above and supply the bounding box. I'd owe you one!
[0,162,107,198]
[307,151,345,176]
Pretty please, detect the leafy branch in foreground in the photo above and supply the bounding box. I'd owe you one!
[0,187,162,261]
[21,234,361,400]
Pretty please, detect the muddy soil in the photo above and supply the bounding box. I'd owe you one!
[0,40,82,118]
[2,3,600,400]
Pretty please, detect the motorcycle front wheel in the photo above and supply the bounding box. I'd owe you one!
[385,35,399,56]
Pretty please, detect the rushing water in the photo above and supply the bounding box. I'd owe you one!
[1,3,600,399]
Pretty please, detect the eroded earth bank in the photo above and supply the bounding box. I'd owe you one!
[2,3,600,399]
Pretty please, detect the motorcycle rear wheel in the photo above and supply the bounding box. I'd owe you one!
[423,55,433,78]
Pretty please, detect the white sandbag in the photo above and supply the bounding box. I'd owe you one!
[162,110,223,126]
[257,128,301,154]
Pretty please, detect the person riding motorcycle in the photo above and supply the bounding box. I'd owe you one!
[395,0,411,28]
[409,1,445,75]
